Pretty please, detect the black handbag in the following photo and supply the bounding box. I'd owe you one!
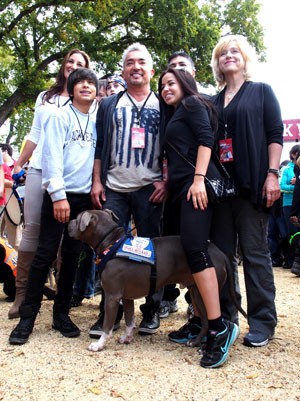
[205,153,238,203]
[167,142,238,203]
[204,175,238,203]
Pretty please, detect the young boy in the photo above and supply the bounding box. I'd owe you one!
[9,68,98,345]
[105,74,127,96]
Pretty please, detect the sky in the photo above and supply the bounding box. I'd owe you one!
[257,0,299,120]
[256,0,299,160]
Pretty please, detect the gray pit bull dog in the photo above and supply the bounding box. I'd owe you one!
[68,209,245,352]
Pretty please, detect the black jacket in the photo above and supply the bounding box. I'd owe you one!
[213,81,283,206]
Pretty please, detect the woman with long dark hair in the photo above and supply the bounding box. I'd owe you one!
[159,67,239,368]
[8,49,91,319]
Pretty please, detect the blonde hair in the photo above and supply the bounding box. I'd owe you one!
[211,35,257,89]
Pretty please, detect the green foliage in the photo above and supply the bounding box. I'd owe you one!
[0,0,264,145]
[222,0,266,61]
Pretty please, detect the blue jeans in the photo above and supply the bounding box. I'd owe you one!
[22,192,92,314]
[73,244,96,298]
[211,196,277,336]
[103,185,163,315]
[268,213,289,265]
[104,185,162,237]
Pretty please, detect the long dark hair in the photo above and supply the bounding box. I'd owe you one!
[158,67,218,133]
[43,49,90,104]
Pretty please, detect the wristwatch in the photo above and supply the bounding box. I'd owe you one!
[267,168,280,177]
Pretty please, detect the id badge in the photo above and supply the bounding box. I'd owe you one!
[131,127,145,148]
[219,138,233,162]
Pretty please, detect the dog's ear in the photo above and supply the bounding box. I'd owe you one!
[104,209,119,222]
[79,211,92,231]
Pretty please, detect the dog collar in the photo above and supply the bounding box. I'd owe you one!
[96,235,129,271]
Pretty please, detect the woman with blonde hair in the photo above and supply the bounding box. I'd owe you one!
[210,35,283,347]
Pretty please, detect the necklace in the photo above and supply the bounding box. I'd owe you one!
[225,82,245,102]
[225,91,236,100]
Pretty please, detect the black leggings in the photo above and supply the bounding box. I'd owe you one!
[179,198,213,273]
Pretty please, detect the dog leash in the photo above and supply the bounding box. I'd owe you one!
[96,235,129,272]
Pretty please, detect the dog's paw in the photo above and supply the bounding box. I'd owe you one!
[88,341,103,352]
[118,334,133,344]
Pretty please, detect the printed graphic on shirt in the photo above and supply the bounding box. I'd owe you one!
[107,92,161,192]
[112,94,160,169]
[69,129,96,147]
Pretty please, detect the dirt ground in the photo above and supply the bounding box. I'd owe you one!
[1,266,300,401]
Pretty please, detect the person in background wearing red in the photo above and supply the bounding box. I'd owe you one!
[0,144,22,251]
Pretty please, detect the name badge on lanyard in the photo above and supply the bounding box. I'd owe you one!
[127,90,152,149]
[219,138,234,162]
[131,127,145,148]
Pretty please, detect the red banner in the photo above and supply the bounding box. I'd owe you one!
[283,119,300,141]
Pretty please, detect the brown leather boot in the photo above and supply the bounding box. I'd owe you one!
[8,251,36,319]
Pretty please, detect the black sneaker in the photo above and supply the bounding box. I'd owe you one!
[159,299,179,318]
[291,262,300,276]
[70,295,84,308]
[138,312,160,335]
[168,317,202,344]
[89,313,121,339]
[9,317,36,345]
[243,330,271,347]
[52,313,80,338]
[159,301,170,318]
[169,300,179,313]
[200,320,239,368]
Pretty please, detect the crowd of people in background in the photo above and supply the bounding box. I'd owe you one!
[1,33,295,369]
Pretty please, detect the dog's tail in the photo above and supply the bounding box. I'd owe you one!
[224,252,247,319]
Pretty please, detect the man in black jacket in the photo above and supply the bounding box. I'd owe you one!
[90,43,167,338]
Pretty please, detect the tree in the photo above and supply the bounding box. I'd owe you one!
[0,0,264,146]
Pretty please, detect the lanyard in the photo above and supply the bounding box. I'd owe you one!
[223,108,229,139]
[57,96,71,108]
[126,90,152,126]
[69,104,90,146]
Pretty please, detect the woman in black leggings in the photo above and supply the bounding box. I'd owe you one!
[159,67,239,369]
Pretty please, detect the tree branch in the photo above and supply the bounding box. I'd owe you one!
[0,0,95,41]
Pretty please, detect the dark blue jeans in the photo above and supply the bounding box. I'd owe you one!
[103,185,163,315]
[104,185,162,237]
[73,244,96,298]
[22,192,92,314]
[268,213,289,265]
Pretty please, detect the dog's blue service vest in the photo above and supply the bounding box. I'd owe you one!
[116,236,155,264]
